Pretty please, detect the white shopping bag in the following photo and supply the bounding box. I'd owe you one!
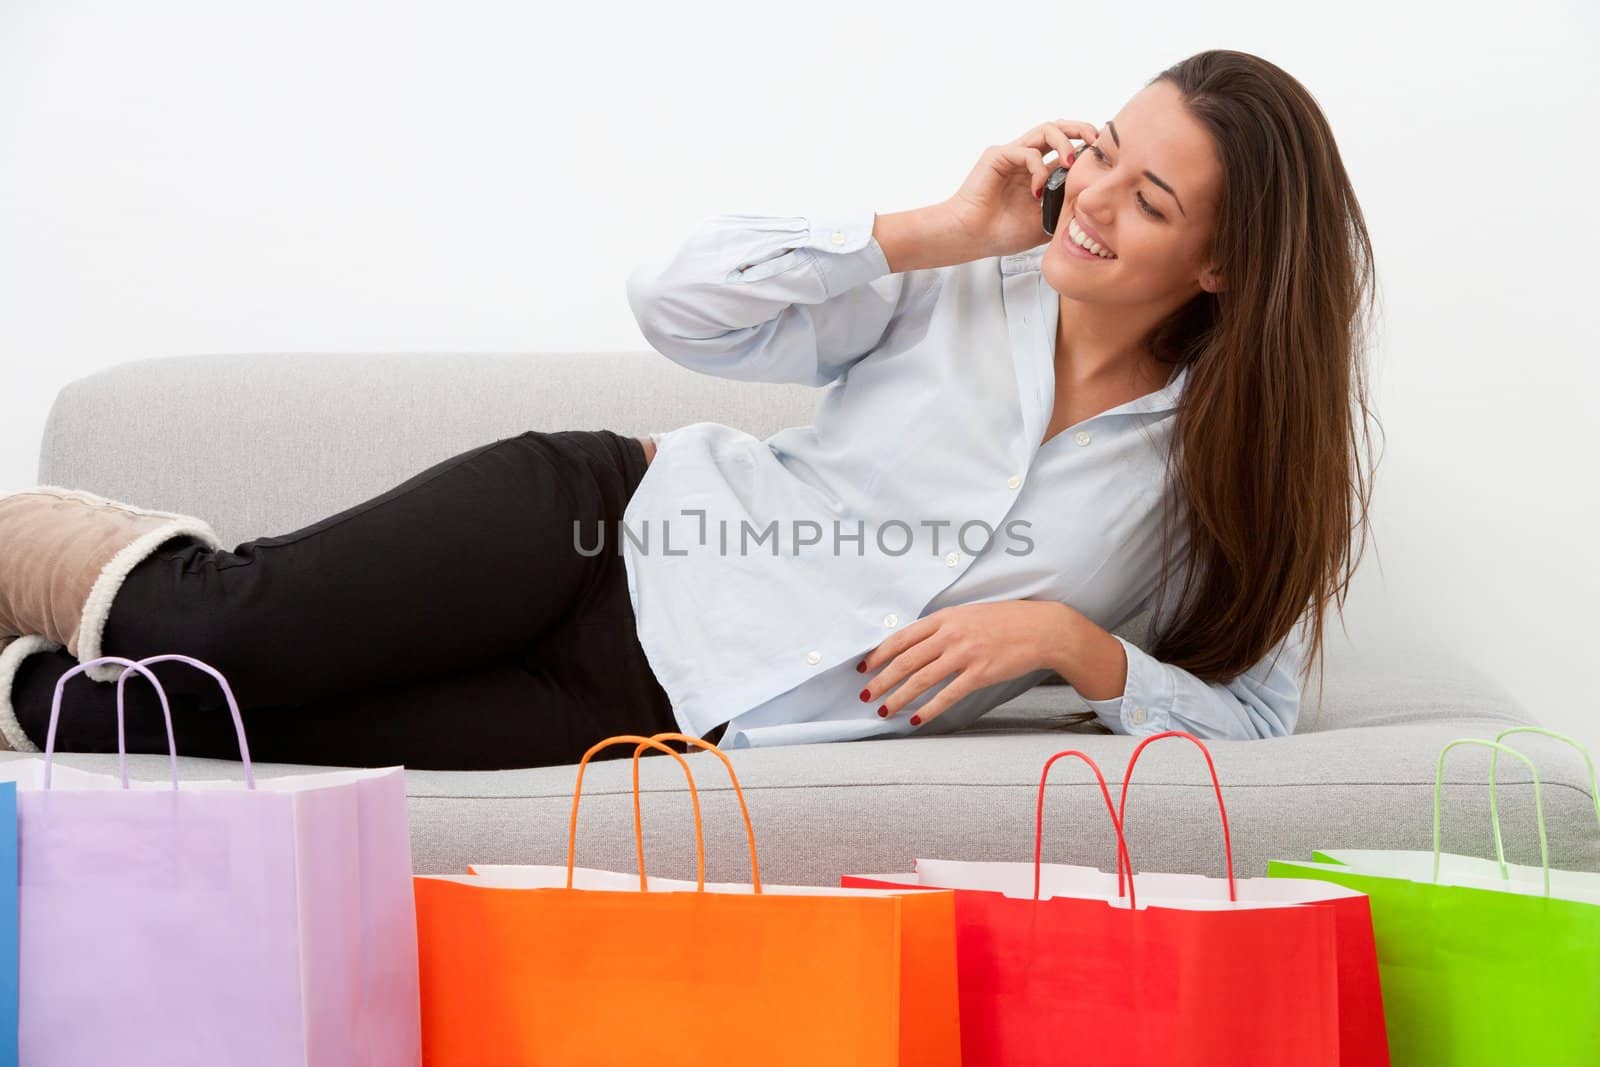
[0,654,421,1067]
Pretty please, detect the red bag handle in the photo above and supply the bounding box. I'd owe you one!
[1115,730,1237,902]
[1034,749,1137,910]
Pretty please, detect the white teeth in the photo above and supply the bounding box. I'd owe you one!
[1068,217,1116,258]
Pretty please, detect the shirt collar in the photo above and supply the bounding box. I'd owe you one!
[1144,361,1190,414]
[1033,269,1191,418]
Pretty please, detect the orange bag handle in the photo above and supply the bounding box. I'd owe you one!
[627,732,764,895]
[565,734,703,891]
[1034,749,1136,910]
[1115,730,1237,902]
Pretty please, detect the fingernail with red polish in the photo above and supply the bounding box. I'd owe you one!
[878,706,888,718]
[856,661,866,673]
[859,688,871,702]
[910,715,922,726]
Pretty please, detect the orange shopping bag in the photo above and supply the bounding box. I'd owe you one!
[414,732,962,1067]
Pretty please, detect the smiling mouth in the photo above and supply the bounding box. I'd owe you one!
[1065,216,1117,259]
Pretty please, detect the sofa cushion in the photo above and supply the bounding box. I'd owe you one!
[4,700,1592,884]
[4,638,1586,885]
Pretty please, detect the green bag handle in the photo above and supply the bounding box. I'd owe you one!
[1434,738,1550,896]
[1490,725,1600,834]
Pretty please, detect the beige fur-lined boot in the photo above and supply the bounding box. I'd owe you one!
[0,634,13,751]
[0,634,63,752]
[0,486,222,685]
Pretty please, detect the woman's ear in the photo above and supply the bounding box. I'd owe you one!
[1198,264,1227,294]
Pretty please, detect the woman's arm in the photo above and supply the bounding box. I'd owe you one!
[871,204,981,273]
[625,208,944,388]
[1046,604,1307,740]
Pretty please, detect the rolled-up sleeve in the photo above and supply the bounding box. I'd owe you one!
[1081,614,1308,741]
[625,209,917,387]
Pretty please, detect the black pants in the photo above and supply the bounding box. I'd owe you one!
[12,429,725,770]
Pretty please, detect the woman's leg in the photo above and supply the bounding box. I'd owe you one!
[105,429,638,704]
[8,429,700,765]
[9,616,717,770]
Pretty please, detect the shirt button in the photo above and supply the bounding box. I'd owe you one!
[1131,707,1148,725]
[830,231,846,246]
[945,551,959,566]
[805,651,821,665]
[1075,431,1092,446]
[1007,475,1022,489]
[883,613,899,627]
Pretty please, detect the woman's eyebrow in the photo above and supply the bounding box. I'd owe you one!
[1105,119,1187,218]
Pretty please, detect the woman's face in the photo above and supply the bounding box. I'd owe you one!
[1042,79,1226,307]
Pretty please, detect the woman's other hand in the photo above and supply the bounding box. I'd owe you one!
[855,600,1077,727]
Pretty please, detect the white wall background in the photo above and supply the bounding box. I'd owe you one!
[2,1,1596,752]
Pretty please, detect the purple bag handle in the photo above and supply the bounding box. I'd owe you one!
[43,657,178,790]
[43,653,257,791]
[117,654,255,790]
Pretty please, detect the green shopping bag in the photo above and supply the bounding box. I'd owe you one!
[1268,728,1600,1067]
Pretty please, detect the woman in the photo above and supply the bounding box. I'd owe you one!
[0,49,1377,770]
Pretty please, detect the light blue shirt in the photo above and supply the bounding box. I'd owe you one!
[622,209,1306,749]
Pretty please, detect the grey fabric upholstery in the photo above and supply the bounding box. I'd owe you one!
[14,351,1595,882]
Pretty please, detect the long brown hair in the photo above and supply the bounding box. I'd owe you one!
[1048,48,1383,733]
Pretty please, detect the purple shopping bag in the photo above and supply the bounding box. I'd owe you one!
[0,654,420,1067]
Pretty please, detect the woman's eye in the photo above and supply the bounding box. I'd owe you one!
[1089,146,1166,220]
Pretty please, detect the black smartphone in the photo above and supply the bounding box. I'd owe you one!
[1042,164,1071,235]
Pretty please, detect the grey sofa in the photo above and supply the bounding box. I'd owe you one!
[3,351,1595,884]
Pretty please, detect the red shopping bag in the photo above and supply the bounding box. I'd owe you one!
[845,731,1389,1066]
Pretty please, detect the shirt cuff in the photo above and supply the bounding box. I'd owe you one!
[1079,634,1175,735]
[804,210,891,297]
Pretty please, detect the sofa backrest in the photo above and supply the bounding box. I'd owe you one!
[40,351,819,547]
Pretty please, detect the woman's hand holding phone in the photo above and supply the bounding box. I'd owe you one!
[941,119,1099,259]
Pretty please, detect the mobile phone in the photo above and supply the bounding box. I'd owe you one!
[1042,165,1071,235]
